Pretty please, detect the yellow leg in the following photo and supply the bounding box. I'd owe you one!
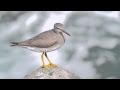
[41,52,45,68]
[44,52,53,64]
[44,52,57,67]
[41,52,57,69]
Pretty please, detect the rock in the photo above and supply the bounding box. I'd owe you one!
[24,66,80,79]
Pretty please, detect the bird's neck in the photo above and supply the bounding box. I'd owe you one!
[53,28,60,34]
[53,28,65,42]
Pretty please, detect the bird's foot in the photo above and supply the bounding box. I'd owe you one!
[49,63,57,67]
[42,63,57,69]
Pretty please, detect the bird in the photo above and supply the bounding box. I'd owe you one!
[10,23,71,69]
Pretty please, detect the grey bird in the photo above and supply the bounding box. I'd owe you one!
[11,23,70,68]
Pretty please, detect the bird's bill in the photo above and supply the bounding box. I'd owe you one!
[62,30,71,36]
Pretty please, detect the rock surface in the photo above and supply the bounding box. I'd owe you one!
[24,66,80,79]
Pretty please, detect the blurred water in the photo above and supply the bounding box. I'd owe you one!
[64,11,120,79]
[0,11,120,79]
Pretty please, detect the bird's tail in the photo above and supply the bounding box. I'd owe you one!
[10,42,19,46]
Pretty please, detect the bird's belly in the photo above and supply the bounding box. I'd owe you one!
[24,42,64,52]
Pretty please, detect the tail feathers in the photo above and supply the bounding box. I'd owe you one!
[10,42,19,46]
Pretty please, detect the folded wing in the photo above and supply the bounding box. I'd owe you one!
[19,30,58,48]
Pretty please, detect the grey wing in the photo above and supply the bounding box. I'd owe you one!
[20,30,58,48]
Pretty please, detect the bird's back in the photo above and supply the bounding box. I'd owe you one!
[19,30,59,48]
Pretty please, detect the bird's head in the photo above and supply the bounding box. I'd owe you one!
[54,23,71,36]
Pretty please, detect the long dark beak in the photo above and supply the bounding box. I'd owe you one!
[62,30,71,36]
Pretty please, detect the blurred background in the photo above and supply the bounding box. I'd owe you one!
[1,11,120,79]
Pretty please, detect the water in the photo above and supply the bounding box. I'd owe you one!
[0,11,120,79]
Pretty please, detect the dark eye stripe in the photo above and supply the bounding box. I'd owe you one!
[55,26,63,30]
